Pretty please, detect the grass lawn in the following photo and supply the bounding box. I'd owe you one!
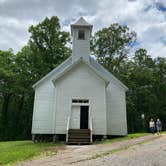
[95,133,151,144]
[0,140,63,166]
[162,131,166,134]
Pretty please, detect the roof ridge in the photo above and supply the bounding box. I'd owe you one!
[89,57,128,91]
[32,55,128,91]
[32,56,72,88]
[71,17,92,27]
[52,57,110,84]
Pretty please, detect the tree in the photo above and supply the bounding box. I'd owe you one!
[153,57,166,129]
[124,49,157,132]
[134,49,154,68]
[28,16,71,78]
[0,49,16,138]
[91,23,136,74]
[12,16,72,139]
[0,16,72,140]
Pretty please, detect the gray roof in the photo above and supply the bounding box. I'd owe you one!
[52,57,110,85]
[71,17,93,27]
[32,56,72,88]
[90,57,128,90]
[32,56,128,91]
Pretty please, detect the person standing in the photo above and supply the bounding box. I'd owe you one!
[149,118,155,134]
[156,119,162,135]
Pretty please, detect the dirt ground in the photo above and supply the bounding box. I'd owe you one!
[18,134,166,166]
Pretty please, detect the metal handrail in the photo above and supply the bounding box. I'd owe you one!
[66,116,70,143]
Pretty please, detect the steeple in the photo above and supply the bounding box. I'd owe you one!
[71,17,93,63]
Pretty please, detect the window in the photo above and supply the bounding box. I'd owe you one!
[72,99,89,103]
[78,30,85,40]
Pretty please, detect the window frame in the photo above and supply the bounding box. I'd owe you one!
[72,99,89,104]
[78,30,85,40]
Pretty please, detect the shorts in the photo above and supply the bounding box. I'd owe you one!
[156,126,161,131]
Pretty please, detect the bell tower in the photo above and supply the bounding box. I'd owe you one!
[71,17,93,63]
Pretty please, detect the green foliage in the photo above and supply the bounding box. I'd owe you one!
[91,23,136,74]
[92,23,166,133]
[95,133,150,144]
[0,141,61,165]
[115,49,166,132]
[134,49,154,67]
[0,16,71,141]
[28,16,71,75]
[0,50,16,95]
[0,50,19,139]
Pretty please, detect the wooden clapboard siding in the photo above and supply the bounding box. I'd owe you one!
[72,28,91,62]
[106,83,127,135]
[32,79,56,134]
[55,62,107,135]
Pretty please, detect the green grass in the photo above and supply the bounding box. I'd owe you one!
[95,133,150,144]
[161,131,166,134]
[0,132,165,166]
[0,140,63,166]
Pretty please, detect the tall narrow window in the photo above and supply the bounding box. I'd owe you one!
[78,30,85,40]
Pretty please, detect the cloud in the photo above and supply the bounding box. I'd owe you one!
[0,0,166,58]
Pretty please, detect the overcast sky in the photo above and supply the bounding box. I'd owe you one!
[0,0,166,58]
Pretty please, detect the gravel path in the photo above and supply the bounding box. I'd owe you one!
[76,134,166,166]
[18,134,166,166]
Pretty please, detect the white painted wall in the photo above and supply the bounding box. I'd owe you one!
[32,61,127,136]
[55,62,107,135]
[106,83,127,135]
[72,27,91,62]
[31,58,72,134]
[31,79,56,134]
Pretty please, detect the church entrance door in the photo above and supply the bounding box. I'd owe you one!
[80,106,89,129]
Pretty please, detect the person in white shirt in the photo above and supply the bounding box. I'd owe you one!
[149,118,155,134]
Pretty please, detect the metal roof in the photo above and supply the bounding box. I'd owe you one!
[32,56,128,91]
[52,57,110,85]
[32,56,72,88]
[71,17,93,27]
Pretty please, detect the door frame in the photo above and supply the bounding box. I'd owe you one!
[70,98,91,129]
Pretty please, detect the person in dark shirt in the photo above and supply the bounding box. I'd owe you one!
[156,119,162,135]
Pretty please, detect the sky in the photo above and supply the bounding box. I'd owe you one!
[0,0,166,58]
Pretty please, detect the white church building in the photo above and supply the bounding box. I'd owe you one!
[32,17,128,144]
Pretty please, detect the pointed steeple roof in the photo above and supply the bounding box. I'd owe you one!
[71,17,93,35]
[71,17,93,27]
